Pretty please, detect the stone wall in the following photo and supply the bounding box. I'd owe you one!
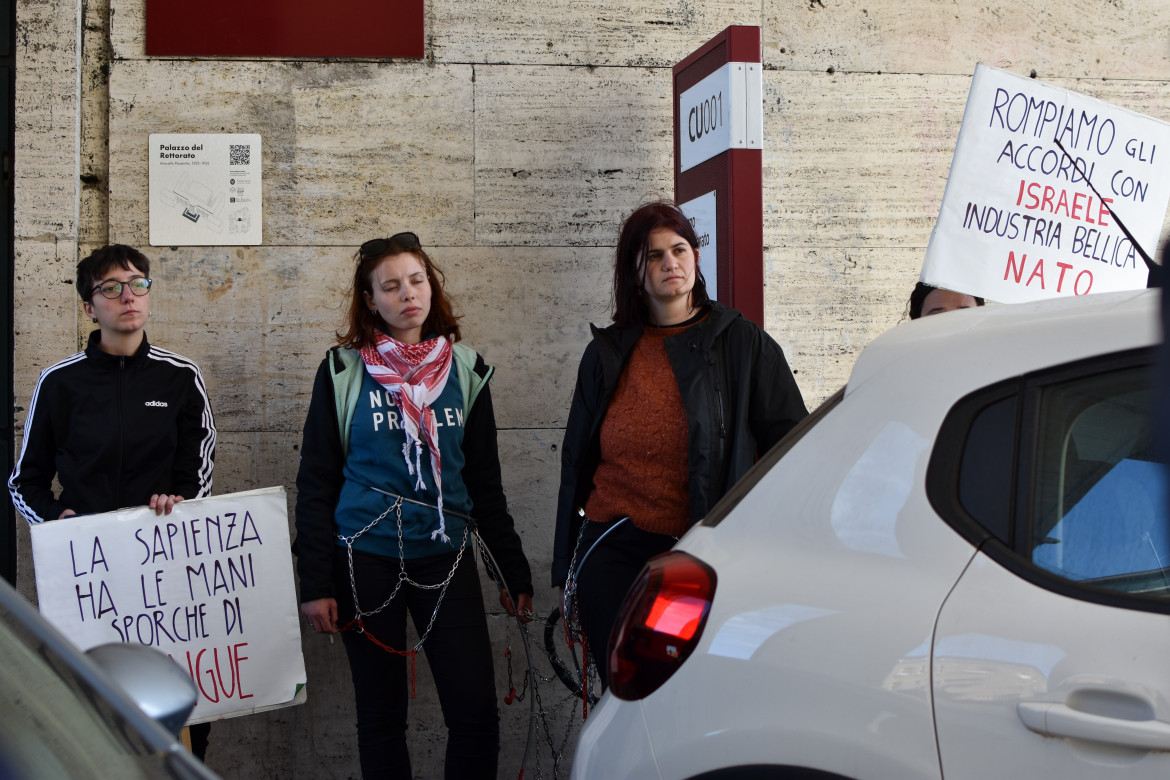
[13,0,1170,777]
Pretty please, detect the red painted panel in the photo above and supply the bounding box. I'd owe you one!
[672,25,759,78]
[674,26,764,326]
[145,0,424,58]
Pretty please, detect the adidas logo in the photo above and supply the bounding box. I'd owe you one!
[144,400,169,408]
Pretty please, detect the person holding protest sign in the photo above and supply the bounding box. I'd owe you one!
[552,201,808,689]
[294,232,534,780]
[8,243,217,755]
[906,281,985,320]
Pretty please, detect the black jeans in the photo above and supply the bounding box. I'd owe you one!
[574,519,676,689]
[334,546,499,780]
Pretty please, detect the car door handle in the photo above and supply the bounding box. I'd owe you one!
[1018,702,1170,751]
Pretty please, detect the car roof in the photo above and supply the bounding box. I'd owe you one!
[846,289,1161,400]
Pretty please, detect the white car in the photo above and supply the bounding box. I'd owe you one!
[573,289,1170,780]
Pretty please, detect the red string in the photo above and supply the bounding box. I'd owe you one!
[561,607,592,719]
[503,647,516,705]
[339,618,419,698]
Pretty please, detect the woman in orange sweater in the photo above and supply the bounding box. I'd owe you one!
[552,202,808,688]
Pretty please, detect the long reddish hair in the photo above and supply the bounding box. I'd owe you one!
[337,236,462,349]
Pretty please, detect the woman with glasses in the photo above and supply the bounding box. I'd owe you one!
[294,233,533,779]
[553,201,808,689]
[9,244,216,522]
[8,243,216,754]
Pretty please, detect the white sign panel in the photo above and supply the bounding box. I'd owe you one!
[30,487,306,724]
[149,133,263,246]
[678,63,763,173]
[679,190,719,301]
[923,64,1170,303]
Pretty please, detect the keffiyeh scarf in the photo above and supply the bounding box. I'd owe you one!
[360,332,455,541]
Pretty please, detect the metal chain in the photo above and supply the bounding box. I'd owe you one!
[470,524,594,780]
[561,512,590,639]
[338,493,469,652]
[336,490,596,778]
[506,609,592,780]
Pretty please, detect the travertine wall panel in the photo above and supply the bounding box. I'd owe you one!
[212,432,300,498]
[763,0,1170,78]
[11,242,81,427]
[495,426,562,581]
[10,261,76,585]
[80,0,111,245]
[431,0,761,66]
[475,65,675,245]
[15,0,78,240]
[763,71,965,249]
[766,247,925,406]
[122,247,349,432]
[444,246,611,427]
[108,61,476,246]
[110,0,761,67]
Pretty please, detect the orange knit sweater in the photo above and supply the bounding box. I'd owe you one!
[583,318,699,536]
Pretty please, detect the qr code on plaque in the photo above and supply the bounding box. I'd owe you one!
[229,145,251,166]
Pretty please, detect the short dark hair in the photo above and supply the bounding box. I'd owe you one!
[336,236,462,349]
[907,282,986,319]
[612,200,710,326]
[76,245,152,303]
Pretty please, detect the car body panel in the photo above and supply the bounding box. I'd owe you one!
[934,552,1170,778]
[576,361,983,779]
[573,692,663,778]
[848,290,1159,402]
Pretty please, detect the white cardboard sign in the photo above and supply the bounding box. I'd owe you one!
[30,487,306,724]
[149,133,263,246]
[923,64,1170,303]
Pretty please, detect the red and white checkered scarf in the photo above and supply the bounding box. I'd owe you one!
[360,332,455,542]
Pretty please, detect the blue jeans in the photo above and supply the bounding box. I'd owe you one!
[334,547,499,779]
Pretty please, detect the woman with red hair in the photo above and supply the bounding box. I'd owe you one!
[295,233,533,779]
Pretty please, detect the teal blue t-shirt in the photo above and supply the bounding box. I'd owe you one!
[334,367,472,559]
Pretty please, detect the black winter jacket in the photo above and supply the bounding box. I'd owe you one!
[8,331,216,524]
[294,346,534,604]
[552,303,808,586]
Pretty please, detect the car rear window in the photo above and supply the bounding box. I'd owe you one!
[958,394,1017,544]
[930,347,1170,610]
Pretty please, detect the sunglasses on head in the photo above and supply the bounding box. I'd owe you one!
[359,232,421,258]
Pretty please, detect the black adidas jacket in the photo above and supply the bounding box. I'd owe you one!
[9,331,216,524]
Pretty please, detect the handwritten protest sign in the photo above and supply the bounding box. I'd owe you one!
[30,486,306,724]
[923,63,1170,303]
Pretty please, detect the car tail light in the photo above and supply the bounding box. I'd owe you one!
[608,551,717,701]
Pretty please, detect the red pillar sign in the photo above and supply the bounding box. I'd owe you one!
[674,26,764,326]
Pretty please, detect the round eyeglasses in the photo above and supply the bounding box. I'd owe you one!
[93,277,153,299]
